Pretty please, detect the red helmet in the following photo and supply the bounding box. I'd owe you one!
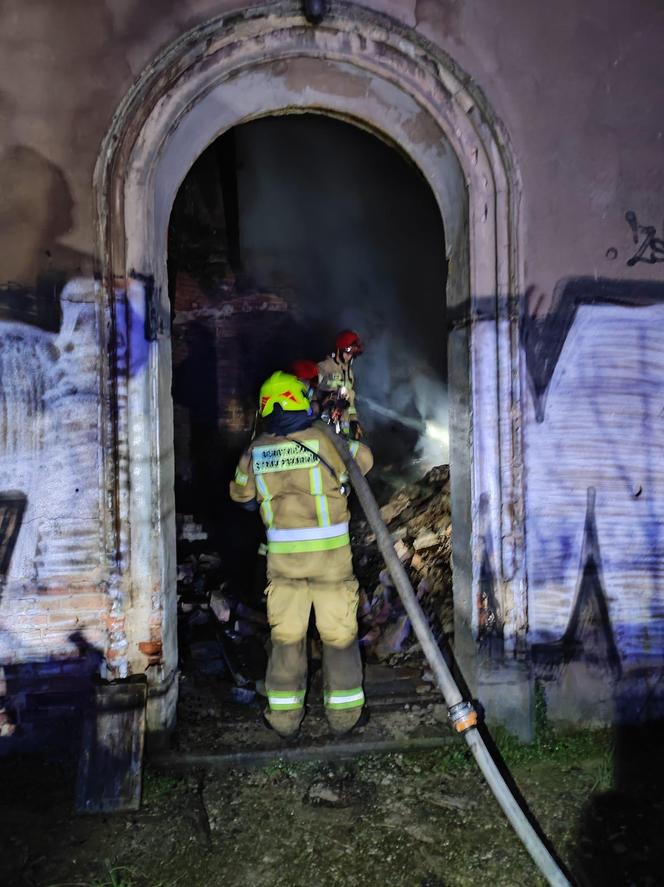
[288,359,319,385]
[335,329,363,355]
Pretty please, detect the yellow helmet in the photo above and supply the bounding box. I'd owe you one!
[259,371,311,418]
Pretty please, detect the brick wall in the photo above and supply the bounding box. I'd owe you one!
[0,280,107,751]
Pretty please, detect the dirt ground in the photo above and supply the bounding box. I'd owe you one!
[2,711,664,887]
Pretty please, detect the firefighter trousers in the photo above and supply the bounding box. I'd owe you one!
[264,577,364,737]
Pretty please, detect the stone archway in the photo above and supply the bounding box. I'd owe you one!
[95,1,526,734]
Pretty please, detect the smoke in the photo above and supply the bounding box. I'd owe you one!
[358,365,449,472]
[323,299,449,473]
[231,114,449,478]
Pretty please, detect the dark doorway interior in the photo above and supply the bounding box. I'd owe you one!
[169,114,447,517]
[168,114,450,749]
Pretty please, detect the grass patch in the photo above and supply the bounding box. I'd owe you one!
[489,681,614,774]
[46,861,173,887]
[423,681,614,781]
[491,722,613,769]
[91,866,138,887]
[428,742,475,773]
[262,757,309,778]
[142,770,182,803]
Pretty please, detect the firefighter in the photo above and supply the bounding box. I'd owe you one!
[317,329,364,439]
[229,371,373,739]
[288,358,321,415]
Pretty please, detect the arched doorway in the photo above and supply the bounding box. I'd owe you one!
[168,111,450,708]
[95,2,526,736]
[169,112,448,514]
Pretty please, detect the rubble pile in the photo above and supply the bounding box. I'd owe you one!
[176,542,268,702]
[352,465,453,662]
[174,466,452,703]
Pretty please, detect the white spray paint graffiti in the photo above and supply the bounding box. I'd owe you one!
[527,301,664,670]
[0,279,103,662]
[0,322,52,581]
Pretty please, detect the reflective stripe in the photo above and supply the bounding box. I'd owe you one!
[268,534,350,554]
[308,465,331,527]
[268,689,305,711]
[348,440,360,457]
[324,688,365,710]
[309,466,323,495]
[256,475,273,527]
[266,522,348,543]
[234,468,249,486]
[315,494,330,527]
[261,501,274,527]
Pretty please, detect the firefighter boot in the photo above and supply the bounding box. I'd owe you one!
[321,639,365,735]
[265,580,311,738]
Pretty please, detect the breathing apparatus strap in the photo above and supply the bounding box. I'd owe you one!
[285,436,348,494]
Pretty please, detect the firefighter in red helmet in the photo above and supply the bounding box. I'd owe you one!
[289,359,319,397]
[289,359,321,417]
[317,330,364,439]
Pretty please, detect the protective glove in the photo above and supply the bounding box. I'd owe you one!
[349,420,363,440]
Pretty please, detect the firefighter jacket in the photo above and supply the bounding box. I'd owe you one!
[317,354,359,421]
[229,421,373,581]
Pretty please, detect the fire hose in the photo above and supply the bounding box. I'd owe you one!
[321,424,572,887]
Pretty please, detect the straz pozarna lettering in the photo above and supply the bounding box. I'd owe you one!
[252,440,320,474]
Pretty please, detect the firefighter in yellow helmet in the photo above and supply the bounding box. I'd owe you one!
[229,371,373,738]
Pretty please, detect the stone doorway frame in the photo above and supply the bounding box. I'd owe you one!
[94,1,526,733]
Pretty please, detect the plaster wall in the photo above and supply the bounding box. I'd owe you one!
[0,0,663,737]
[1,0,662,289]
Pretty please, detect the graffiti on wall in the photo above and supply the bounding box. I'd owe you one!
[0,493,27,602]
[440,276,664,722]
[531,487,621,676]
[625,211,664,266]
[0,144,101,587]
[521,277,664,422]
[0,296,100,576]
[0,279,104,670]
[522,277,664,720]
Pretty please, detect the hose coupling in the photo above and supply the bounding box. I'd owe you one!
[448,700,478,734]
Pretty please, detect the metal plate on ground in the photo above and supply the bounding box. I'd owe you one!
[76,680,147,814]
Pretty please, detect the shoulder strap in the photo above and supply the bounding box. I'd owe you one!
[285,435,340,484]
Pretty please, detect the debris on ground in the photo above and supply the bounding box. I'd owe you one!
[173,464,451,719]
[0,725,635,887]
[352,464,453,664]
[178,513,208,542]
[304,762,374,808]
[176,542,269,696]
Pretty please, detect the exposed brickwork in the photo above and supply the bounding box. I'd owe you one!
[0,281,106,717]
[172,278,290,445]
[0,583,108,664]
